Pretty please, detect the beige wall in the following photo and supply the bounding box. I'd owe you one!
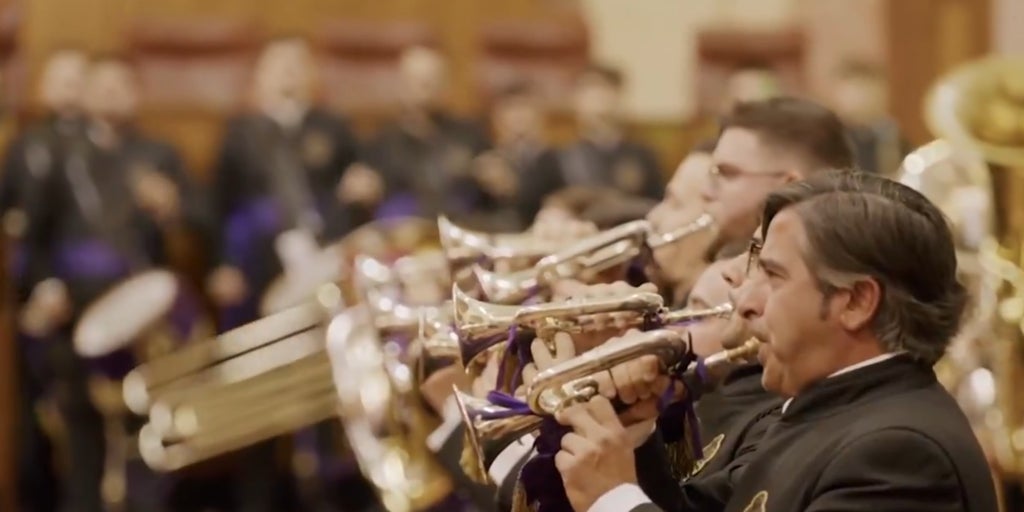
[993,0,1024,54]
[581,0,886,121]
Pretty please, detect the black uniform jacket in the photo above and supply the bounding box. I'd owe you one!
[679,364,783,509]
[632,355,999,512]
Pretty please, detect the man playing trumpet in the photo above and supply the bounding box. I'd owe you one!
[555,170,998,512]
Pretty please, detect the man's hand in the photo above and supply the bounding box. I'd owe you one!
[207,265,248,307]
[555,396,639,512]
[132,170,181,224]
[530,208,598,241]
[420,365,468,416]
[338,163,385,206]
[474,153,519,199]
[20,278,71,337]
[515,332,576,398]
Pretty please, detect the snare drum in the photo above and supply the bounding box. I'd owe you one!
[74,269,209,382]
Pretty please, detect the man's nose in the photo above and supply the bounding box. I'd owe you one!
[721,255,745,289]
[733,279,763,320]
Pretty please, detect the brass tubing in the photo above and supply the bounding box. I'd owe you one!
[150,352,333,437]
[140,393,340,471]
[123,294,337,414]
[148,339,329,419]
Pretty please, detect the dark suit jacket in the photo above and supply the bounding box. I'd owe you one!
[677,365,782,509]
[630,356,1000,512]
[493,429,683,512]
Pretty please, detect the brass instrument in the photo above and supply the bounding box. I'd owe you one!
[438,215,568,276]
[452,282,734,369]
[470,214,716,304]
[453,333,761,477]
[913,56,1024,484]
[128,218,453,473]
[137,284,344,470]
[327,307,454,512]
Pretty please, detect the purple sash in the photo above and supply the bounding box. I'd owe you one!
[375,193,422,221]
[221,198,284,329]
[53,240,132,282]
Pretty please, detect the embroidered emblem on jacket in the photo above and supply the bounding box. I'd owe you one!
[686,433,725,479]
[302,131,334,168]
[742,491,768,512]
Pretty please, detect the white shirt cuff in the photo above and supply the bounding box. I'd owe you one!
[425,396,462,452]
[587,483,652,512]
[489,433,536,484]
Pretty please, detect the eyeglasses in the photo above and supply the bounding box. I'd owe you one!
[745,238,763,277]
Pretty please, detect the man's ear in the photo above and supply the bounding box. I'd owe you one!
[839,277,882,331]
[781,169,803,184]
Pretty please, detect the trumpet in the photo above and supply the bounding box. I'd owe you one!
[454,333,761,478]
[471,214,716,304]
[438,215,570,276]
[452,282,734,370]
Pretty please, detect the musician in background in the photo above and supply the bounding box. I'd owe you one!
[207,36,359,328]
[556,170,998,512]
[207,36,368,512]
[18,54,196,512]
[2,46,88,512]
[358,45,490,221]
[470,79,564,231]
[828,59,910,175]
[559,64,663,200]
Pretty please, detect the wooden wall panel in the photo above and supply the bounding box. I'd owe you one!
[886,0,991,146]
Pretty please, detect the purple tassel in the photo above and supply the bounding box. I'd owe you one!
[520,419,575,512]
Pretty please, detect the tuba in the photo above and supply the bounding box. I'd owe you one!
[911,56,1024,483]
[129,218,452,471]
[327,306,454,512]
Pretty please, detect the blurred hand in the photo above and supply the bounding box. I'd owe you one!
[555,396,639,512]
[474,153,519,199]
[133,170,181,224]
[420,365,468,416]
[515,332,576,398]
[207,265,248,307]
[471,348,502,398]
[20,278,72,336]
[338,163,385,206]
[530,208,597,241]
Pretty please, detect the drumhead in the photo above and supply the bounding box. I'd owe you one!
[74,270,179,357]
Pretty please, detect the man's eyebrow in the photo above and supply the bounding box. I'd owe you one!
[758,256,786,275]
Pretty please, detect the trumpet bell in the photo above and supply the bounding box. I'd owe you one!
[452,284,522,366]
[452,389,543,483]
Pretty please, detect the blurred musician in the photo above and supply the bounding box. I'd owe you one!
[2,47,88,512]
[17,54,199,512]
[358,45,490,222]
[555,170,998,512]
[206,36,365,512]
[558,64,663,200]
[647,97,854,302]
[471,79,564,231]
[828,59,910,176]
[207,36,359,328]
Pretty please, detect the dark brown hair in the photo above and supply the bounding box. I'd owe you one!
[691,137,718,155]
[721,97,855,174]
[761,169,966,364]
